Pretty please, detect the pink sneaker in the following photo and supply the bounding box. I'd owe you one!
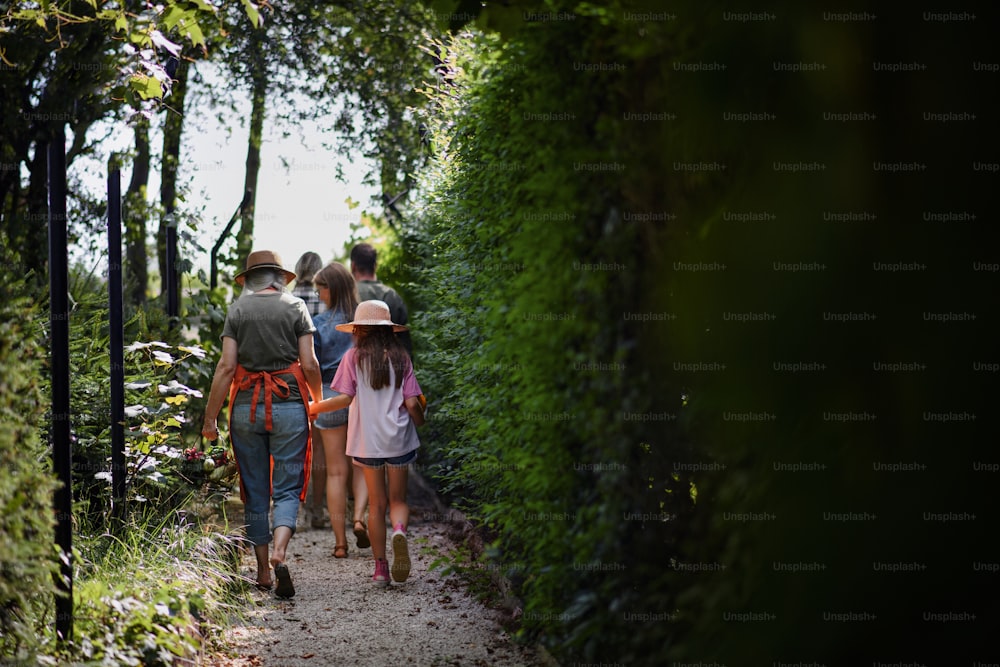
[372,558,390,587]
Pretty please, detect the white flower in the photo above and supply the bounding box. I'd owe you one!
[154,445,183,459]
[178,345,207,359]
[152,350,175,364]
[157,380,203,397]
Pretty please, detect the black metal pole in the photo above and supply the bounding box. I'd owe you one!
[166,222,179,325]
[108,165,126,523]
[48,127,73,642]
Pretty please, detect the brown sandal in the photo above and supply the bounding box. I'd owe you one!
[333,544,348,559]
[353,520,371,549]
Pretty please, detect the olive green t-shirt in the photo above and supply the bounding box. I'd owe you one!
[221,290,315,405]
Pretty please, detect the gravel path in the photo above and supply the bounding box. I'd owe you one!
[205,472,547,667]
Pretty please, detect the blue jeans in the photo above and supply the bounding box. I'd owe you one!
[231,400,309,546]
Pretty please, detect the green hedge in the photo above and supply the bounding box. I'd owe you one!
[409,9,694,662]
[407,0,993,663]
[0,255,58,659]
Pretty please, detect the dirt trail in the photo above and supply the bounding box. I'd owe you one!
[206,472,548,666]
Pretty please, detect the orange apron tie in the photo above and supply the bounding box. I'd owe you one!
[228,362,314,503]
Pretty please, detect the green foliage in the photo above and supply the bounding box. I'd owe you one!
[0,260,59,660]
[408,11,693,662]
[30,267,221,530]
[55,506,246,666]
[409,0,996,662]
[0,254,241,662]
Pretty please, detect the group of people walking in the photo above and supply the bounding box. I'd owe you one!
[201,244,423,596]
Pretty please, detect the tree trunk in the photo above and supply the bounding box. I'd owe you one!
[124,116,150,307]
[157,57,190,301]
[236,31,268,269]
[21,141,50,272]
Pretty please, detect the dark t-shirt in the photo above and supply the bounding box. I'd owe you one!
[221,290,315,404]
[357,279,413,359]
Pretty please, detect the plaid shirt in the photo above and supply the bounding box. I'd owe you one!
[291,283,327,317]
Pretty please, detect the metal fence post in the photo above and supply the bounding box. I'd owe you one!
[108,164,126,524]
[48,126,73,642]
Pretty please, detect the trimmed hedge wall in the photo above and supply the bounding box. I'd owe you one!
[407,0,995,663]
[0,258,58,659]
[408,10,693,662]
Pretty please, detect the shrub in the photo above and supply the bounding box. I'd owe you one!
[409,1,996,663]
[409,15,695,662]
[0,253,59,659]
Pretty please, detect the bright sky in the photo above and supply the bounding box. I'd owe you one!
[73,61,380,282]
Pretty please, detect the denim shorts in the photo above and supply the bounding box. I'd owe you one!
[353,449,417,470]
[314,385,348,429]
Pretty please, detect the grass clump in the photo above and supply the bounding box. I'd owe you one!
[39,502,249,666]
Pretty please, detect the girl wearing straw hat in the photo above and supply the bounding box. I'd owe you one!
[202,250,324,598]
[309,299,426,586]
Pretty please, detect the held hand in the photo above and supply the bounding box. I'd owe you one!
[202,420,219,441]
[308,401,320,419]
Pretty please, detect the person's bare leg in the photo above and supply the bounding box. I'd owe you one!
[271,525,293,566]
[388,465,411,581]
[387,466,409,533]
[253,543,271,587]
[310,424,326,524]
[270,526,296,597]
[352,462,369,525]
[321,425,350,551]
[363,466,388,561]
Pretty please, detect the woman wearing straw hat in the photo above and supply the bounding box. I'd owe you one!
[310,299,426,586]
[202,250,323,598]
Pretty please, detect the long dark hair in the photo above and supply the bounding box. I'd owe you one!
[315,262,359,318]
[354,325,408,390]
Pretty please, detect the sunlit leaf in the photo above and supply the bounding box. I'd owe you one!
[189,0,217,13]
[241,0,260,28]
[181,20,205,48]
[129,74,163,100]
[162,6,187,31]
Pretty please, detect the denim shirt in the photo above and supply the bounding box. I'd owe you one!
[312,308,353,383]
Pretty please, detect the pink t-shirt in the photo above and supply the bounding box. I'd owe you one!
[331,347,422,459]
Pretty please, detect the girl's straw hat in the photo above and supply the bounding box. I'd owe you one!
[336,299,408,333]
[234,250,297,285]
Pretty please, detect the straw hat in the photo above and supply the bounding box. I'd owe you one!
[335,300,408,332]
[234,250,297,285]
